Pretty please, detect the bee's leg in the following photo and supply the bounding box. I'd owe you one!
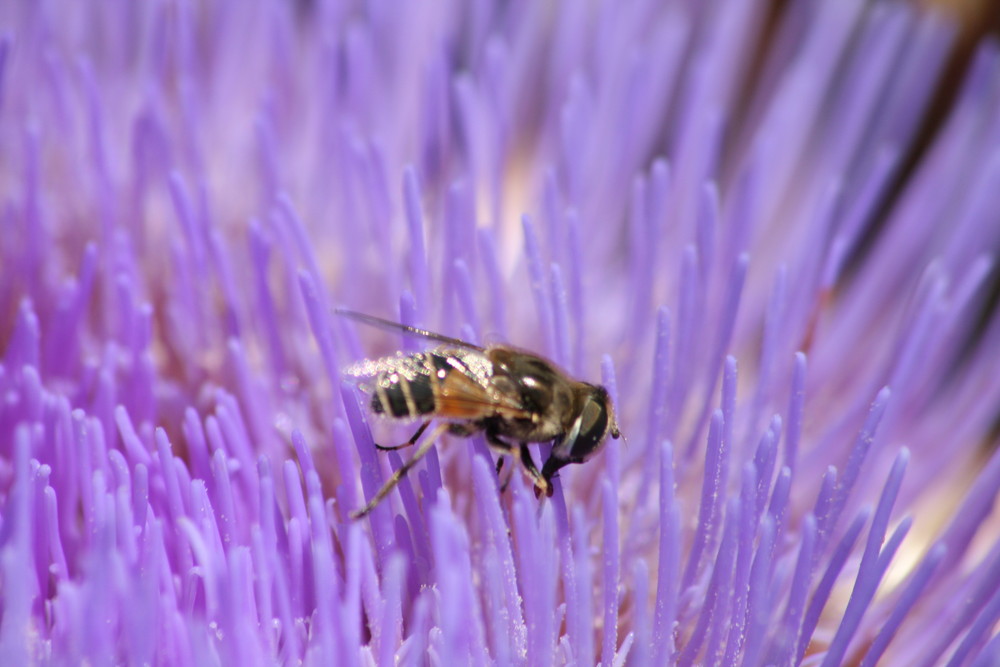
[486,436,549,496]
[351,422,448,519]
[375,420,430,451]
[497,456,517,493]
[516,443,551,498]
[483,433,520,493]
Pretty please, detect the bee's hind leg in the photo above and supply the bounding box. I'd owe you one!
[375,420,430,451]
[352,422,447,519]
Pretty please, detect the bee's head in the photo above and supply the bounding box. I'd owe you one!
[538,385,620,495]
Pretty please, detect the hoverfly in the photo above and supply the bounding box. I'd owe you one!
[339,310,621,519]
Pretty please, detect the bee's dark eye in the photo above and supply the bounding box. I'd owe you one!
[541,386,617,487]
[567,394,610,461]
[547,390,612,467]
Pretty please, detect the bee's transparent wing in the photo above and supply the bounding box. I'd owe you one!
[335,309,486,351]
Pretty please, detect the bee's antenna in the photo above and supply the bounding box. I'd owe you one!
[610,408,626,450]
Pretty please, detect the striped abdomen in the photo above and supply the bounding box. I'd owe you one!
[369,352,453,419]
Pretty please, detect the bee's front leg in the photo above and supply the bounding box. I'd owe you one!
[509,441,550,498]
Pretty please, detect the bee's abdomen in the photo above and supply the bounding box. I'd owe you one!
[369,353,450,419]
[370,377,436,417]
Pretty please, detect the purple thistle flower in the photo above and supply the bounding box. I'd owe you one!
[1,1,999,665]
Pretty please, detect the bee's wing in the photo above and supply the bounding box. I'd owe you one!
[335,309,486,351]
[432,357,533,420]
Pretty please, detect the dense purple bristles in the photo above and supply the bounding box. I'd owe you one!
[1,0,1000,664]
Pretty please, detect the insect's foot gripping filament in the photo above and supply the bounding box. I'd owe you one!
[532,478,553,499]
[350,423,447,520]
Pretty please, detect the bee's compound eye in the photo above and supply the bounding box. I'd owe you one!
[565,393,610,462]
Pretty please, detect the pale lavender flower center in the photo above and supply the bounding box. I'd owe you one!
[1,2,999,666]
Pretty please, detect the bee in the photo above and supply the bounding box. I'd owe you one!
[339,310,621,519]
